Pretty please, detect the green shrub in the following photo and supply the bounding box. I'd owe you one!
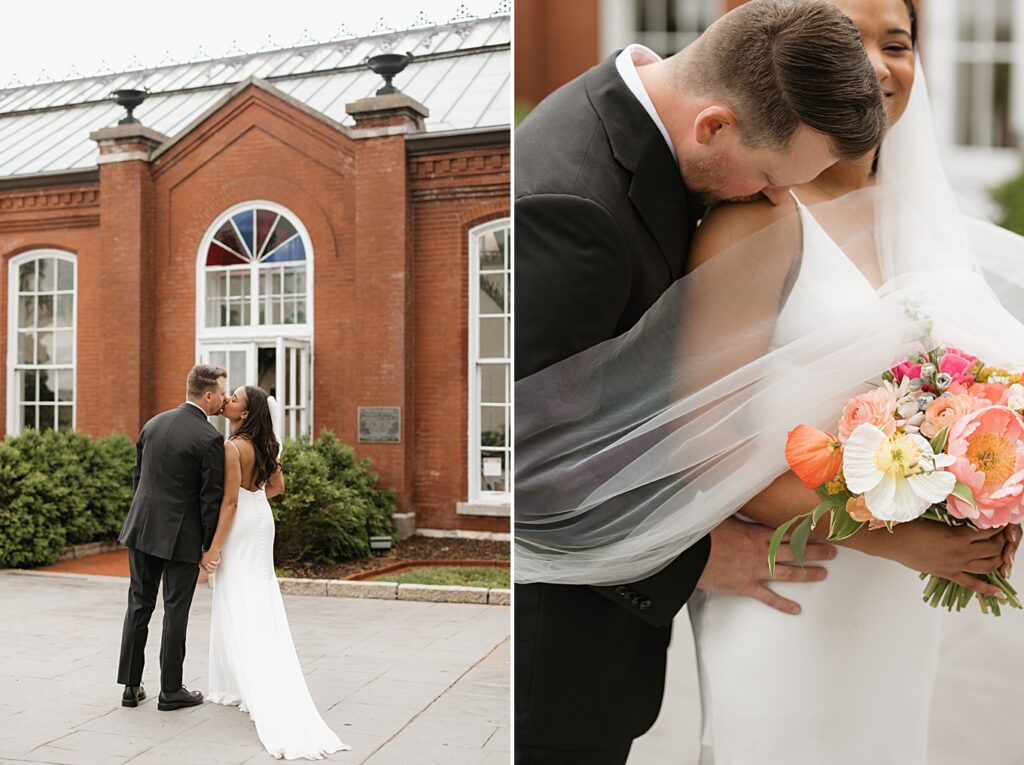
[992,168,1024,236]
[271,430,397,565]
[0,429,134,568]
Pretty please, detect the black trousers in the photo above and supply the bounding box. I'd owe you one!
[516,742,633,765]
[117,547,199,693]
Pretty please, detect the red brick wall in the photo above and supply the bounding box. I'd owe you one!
[409,146,510,532]
[0,83,510,533]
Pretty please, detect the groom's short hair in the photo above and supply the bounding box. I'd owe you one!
[677,0,887,160]
[187,364,227,400]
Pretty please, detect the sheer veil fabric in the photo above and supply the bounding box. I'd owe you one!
[514,62,1024,586]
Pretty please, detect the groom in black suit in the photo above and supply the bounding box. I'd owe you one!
[514,1,887,762]
[117,363,227,711]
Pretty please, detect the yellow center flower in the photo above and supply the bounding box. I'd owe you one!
[966,431,1016,491]
[874,433,923,478]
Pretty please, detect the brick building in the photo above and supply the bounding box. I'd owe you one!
[0,12,510,535]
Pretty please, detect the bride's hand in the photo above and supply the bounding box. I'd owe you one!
[1001,524,1021,579]
[873,522,1007,597]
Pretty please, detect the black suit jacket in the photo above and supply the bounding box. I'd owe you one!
[515,54,712,748]
[119,403,225,563]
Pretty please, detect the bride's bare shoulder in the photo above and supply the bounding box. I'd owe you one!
[687,197,798,273]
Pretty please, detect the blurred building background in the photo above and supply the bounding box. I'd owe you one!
[515,0,1024,217]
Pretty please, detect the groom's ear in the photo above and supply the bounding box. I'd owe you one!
[693,105,737,147]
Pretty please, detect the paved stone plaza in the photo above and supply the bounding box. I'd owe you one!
[0,571,509,765]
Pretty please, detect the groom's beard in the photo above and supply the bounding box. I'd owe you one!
[680,153,765,207]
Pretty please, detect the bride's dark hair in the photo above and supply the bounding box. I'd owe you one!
[902,0,917,45]
[233,385,280,487]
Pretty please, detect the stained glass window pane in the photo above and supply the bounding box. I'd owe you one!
[207,241,247,266]
[263,236,305,263]
[255,210,277,257]
[261,216,297,257]
[213,221,248,258]
[232,211,255,256]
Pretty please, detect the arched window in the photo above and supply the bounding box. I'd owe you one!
[203,204,309,329]
[467,219,511,508]
[7,250,76,434]
[196,202,313,439]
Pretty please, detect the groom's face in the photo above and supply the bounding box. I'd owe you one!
[683,123,838,206]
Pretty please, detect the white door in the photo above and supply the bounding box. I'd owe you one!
[277,338,311,440]
[202,343,256,438]
[200,340,311,440]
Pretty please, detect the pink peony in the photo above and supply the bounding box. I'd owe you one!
[920,394,974,439]
[837,388,897,444]
[968,383,1010,408]
[945,406,1024,528]
[939,350,976,384]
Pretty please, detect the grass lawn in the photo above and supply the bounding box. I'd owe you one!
[372,565,509,589]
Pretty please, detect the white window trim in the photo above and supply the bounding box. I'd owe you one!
[194,199,315,344]
[599,0,723,57]
[194,200,314,433]
[6,249,77,436]
[467,218,511,512]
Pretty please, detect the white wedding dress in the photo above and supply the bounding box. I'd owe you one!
[687,194,941,765]
[208,452,349,760]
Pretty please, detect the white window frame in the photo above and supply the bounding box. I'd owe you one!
[195,199,314,343]
[6,249,77,436]
[463,218,511,514]
[600,0,723,57]
[924,0,1024,217]
[195,200,314,436]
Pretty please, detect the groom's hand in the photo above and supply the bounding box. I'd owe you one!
[201,549,221,573]
[696,517,836,615]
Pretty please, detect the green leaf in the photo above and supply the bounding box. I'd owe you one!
[789,514,814,567]
[951,481,977,509]
[828,503,867,541]
[768,515,802,578]
[929,426,949,455]
[810,501,831,530]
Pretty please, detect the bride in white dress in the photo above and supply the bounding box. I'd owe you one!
[683,1,1018,762]
[202,385,349,760]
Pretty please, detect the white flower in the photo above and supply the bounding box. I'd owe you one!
[842,424,956,522]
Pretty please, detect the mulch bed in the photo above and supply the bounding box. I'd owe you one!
[280,536,510,580]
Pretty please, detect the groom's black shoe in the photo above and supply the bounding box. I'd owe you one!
[121,684,146,708]
[157,686,204,711]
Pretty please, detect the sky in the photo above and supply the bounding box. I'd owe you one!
[2,0,506,86]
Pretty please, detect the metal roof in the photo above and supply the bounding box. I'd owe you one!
[0,13,509,179]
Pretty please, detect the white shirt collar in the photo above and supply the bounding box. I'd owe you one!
[184,401,208,417]
[615,45,678,164]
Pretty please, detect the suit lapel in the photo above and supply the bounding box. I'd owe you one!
[585,54,694,280]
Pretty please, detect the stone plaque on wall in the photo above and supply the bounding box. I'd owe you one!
[358,406,401,443]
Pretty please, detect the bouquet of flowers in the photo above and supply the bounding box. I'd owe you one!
[770,345,1022,615]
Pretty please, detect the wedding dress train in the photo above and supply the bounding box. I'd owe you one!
[208,484,349,760]
[687,195,941,765]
